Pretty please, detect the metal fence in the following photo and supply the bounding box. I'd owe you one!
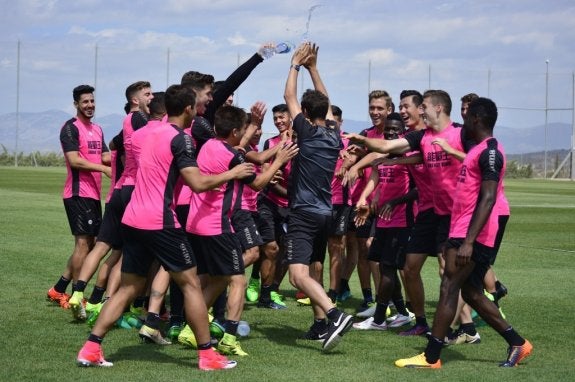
[1,40,574,179]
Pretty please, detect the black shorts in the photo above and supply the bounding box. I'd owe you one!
[329,204,352,236]
[491,215,509,264]
[96,189,123,249]
[121,225,196,277]
[405,209,449,256]
[63,196,102,236]
[188,233,245,276]
[120,185,135,210]
[446,238,497,290]
[285,209,331,265]
[367,227,411,269]
[231,209,264,251]
[348,209,375,238]
[257,196,288,244]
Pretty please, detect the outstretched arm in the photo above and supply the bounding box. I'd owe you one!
[284,44,309,119]
[304,43,333,121]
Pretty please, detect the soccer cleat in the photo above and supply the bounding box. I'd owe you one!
[258,300,287,309]
[178,324,198,349]
[323,311,353,352]
[217,333,248,356]
[301,326,328,342]
[271,291,286,304]
[387,313,415,328]
[353,317,388,331]
[399,323,430,336]
[395,353,441,369]
[295,290,307,300]
[77,344,113,367]
[356,302,376,318]
[167,324,183,342]
[297,297,311,306]
[337,290,352,302]
[139,324,172,345]
[209,320,225,340]
[246,278,260,302]
[445,328,481,345]
[47,287,70,309]
[198,348,237,371]
[69,291,87,321]
[129,305,147,321]
[85,302,103,328]
[499,340,533,367]
[494,282,508,301]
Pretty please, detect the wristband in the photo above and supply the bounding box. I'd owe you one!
[290,64,301,72]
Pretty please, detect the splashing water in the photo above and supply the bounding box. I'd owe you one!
[302,4,322,42]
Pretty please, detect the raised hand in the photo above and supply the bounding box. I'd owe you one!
[275,142,299,164]
[250,101,267,126]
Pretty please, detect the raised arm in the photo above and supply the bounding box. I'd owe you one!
[304,43,333,121]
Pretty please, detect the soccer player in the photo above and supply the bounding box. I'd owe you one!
[47,85,111,309]
[283,42,353,352]
[76,84,253,370]
[352,115,417,331]
[346,90,472,336]
[187,105,298,356]
[395,98,532,369]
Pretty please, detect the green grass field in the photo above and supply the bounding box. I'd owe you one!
[1,167,574,381]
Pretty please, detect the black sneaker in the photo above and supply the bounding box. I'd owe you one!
[301,326,328,342]
[322,311,353,352]
[257,300,287,310]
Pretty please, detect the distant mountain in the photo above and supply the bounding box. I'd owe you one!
[0,110,572,155]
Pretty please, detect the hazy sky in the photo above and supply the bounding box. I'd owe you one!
[0,0,574,133]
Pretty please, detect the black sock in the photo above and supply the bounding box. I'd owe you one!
[72,280,87,293]
[270,282,280,292]
[213,292,227,323]
[260,284,272,302]
[327,289,337,303]
[225,320,239,336]
[198,342,211,350]
[88,286,106,304]
[361,288,373,302]
[373,302,389,325]
[340,279,350,292]
[54,276,71,293]
[415,316,428,327]
[500,326,525,347]
[460,322,477,335]
[406,301,413,312]
[144,313,161,329]
[392,296,409,316]
[326,308,341,321]
[88,333,103,345]
[133,296,147,309]
[424,336,444,363]
[250,262,261,279]
[169,315,184,327]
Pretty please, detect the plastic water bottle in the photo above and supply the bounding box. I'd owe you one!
[237,320,250,337]
[261,42,295,59]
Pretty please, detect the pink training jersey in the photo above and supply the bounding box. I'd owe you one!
[122,123,198,230]
[60,117,109,200]
[186,138,256,236]
[331,133,351,206]
[116,111,148,189]
[405,150,434,212]
[406,122,464,215]
[374,163,416,228]
[262,135,291,208]
[351,126,386,204]
[241,143,261,212]
[450,137,506,247]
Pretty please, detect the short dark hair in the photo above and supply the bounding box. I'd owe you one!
[301,89,329,121]
[164,84,196,117]
[400,90,423,106]
[467,97,498,130]
[149,92,166,117]
[181,71,215,90]
[125,81,151,102]
[387,112,403,123]
[423,89,452,116]
[73,85,94,102]
[272,103,289,114]
[331,105,342,119]
[461,93,479,104]
[214,105,247,138]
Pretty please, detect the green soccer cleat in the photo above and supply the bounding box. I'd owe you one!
[270,291,287,307]
[217,333,248,356]
[69,291,87,321]
[246,277,260,302]
[395,353,442,369]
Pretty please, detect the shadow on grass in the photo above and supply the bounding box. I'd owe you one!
[107,343,195,367]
